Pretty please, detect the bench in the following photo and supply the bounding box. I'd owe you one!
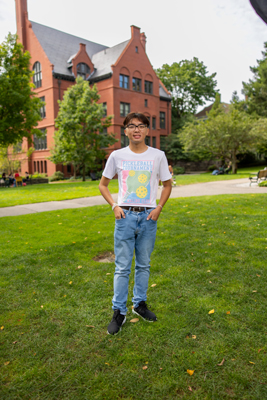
[249,169,267,186]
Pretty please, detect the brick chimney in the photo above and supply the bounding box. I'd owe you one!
[131,25,141,39]
[140,32,146,51]
[15,0,28,48]
[79,43,86,51]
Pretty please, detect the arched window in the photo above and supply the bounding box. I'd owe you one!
[33,62,42,88]
[77,63,90,79]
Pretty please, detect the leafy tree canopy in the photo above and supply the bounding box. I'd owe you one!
[179,105,267,173]
[156,58,218,130]
[0,33,43,146]
[49,77,117,181]
[242,42,267,117]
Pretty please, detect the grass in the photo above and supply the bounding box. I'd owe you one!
[0,166,265,208]
[1,194,267,399]
[0,180,118,208]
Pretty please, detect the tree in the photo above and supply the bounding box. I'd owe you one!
[242,42,267,117]
[0,33,43,146]
[0,144,34,174]
[49,77,117,180]
[180,105,267,173]
[156,58,218,130]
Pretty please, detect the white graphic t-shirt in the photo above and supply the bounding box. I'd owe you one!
[103,146,171,208]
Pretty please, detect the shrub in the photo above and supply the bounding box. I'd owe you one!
[207,164,218,172]
[49,171,65,182]
[173,166,185,175]
[31,173,47,179]
[259,181,267,187]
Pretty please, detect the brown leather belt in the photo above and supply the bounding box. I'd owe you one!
[121,206,149,212]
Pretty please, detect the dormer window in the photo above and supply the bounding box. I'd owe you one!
[77,63,90,79]
[33,62,42,88]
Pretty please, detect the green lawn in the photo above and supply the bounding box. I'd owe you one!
[0,166,265,208]
[0,180,118,208]
[1,194,267,399]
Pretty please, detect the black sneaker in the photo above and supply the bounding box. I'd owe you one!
[107,310,126,335]
[132,301,157,322]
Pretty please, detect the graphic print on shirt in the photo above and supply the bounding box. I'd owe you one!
[121,160,154,204]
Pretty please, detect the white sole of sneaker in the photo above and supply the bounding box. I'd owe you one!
[132,309,156,322]
[107,316,126,335]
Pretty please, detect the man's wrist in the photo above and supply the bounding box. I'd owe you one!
[112,203,118,211]
[157,204,163,210]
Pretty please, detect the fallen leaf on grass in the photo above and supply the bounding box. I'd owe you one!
[151,284,157,287]
[192,335,196,339]
[106,273,111,275]
[130,318,139,323]
[69,281,72,285]
[77,266,82,269]
[105,362,109,365]
[258,349,262,353]
[252,290,257,293]
[226,311,231,315]
[13,341,18,344]
[4,361,10,366]
[187,369,194,376]
[86,325,95,328]
[188,386,193,392]
[41,305,43,308]
[217,358,225,366]
[249,361,255,364]
[208,309,215,314]
[1,326,4,330]
[58,223,62,225]
[142,366,148,370]
[256,274,261,277]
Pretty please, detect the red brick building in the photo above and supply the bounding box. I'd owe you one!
[15,0,172,177]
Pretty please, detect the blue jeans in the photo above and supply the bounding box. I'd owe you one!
[113,208,157,314]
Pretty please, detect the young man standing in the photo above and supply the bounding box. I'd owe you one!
[99,112,172,335]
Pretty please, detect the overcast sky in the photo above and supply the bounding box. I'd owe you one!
[1,0,267,108]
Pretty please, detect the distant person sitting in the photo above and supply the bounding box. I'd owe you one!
[2,172,6,181]
[225,163,232,174]
[23,171,30,183]
[211,166,224,175]
[9,173,15,186]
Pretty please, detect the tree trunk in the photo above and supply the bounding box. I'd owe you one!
[82,165,86,181]
[232,152,237,174]
[73,164,76,179]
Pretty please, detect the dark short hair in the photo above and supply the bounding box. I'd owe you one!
[123,112,150,128]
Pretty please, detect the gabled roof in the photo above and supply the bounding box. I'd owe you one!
[195,102,230,119]
[159,82,171,101]
[91,40,129,81]
[30,21,109,78]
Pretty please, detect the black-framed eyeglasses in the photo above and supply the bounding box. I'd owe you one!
[126,124,147,131]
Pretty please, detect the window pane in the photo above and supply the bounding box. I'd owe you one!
[152,137,156,148]
[102,102,107,116]
[145,80,153,94]
[33,62,42,88]
[160,112,166,129]
[152,117,156,130]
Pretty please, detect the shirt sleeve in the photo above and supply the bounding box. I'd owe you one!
[159,153,172,182]
[102,152,116,179]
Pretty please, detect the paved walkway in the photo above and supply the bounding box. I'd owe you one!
[0,178,266,218]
